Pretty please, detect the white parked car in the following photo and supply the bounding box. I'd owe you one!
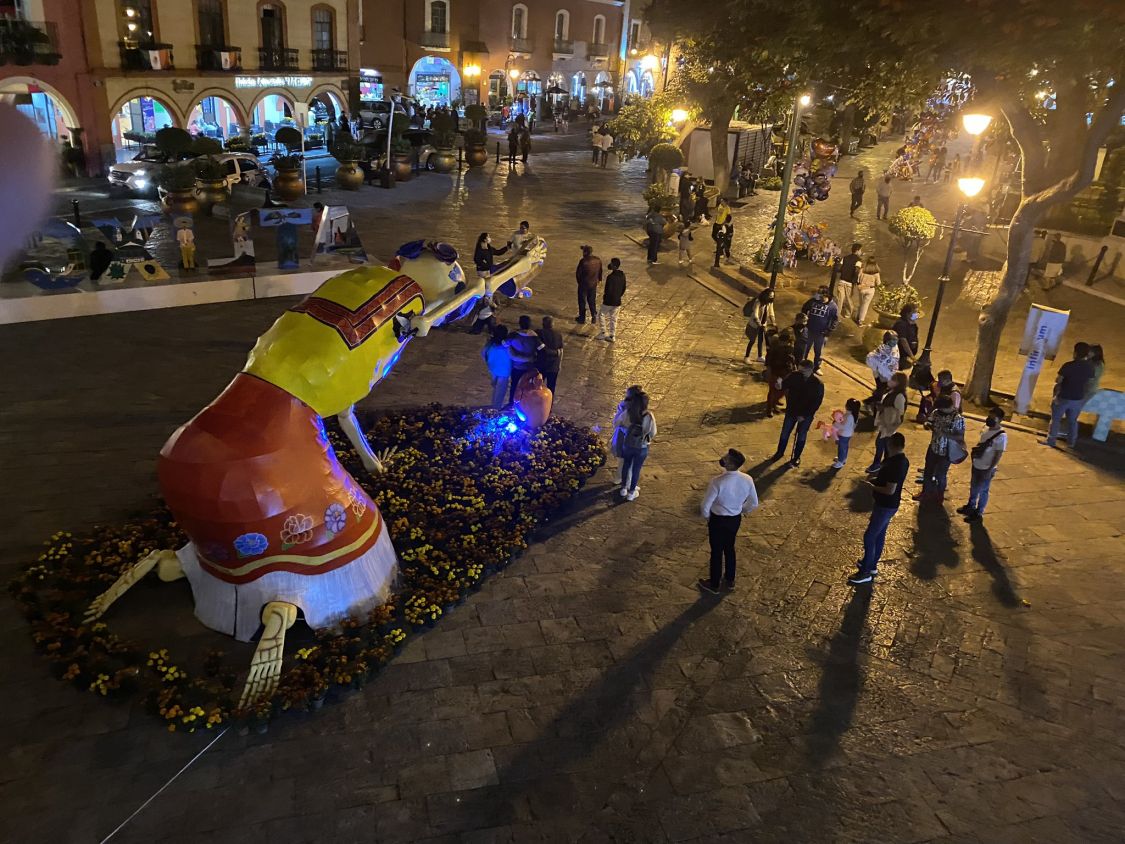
[111,149,266,196]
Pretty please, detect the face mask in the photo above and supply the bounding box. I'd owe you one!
[910,313,919,321]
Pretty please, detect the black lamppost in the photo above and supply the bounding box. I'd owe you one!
[766,91,810,290]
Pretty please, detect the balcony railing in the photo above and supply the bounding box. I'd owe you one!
[196,44,242,71]
[119,41,174,71]
[586,42,609,58]
[0,18,61,65]
[310,48,347,71]
[420,31,450,49]
[510,36,533,54]
[259,46,298,70]
[552,38,574,55]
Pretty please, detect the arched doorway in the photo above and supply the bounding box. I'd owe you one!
[187,95,243,142]
[251,93,295,145]
[571,72,587,103]
[488,70,508,103]
[625,70,640,97]
[409,56,461,107]
[0,78,77,144]
[640,71,655,97]
[111,94,177,162]
[594,71,614,112]
[309,89,345,124]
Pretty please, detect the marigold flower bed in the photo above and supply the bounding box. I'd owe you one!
[9,405,604,732]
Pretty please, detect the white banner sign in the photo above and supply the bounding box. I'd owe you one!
[1015,303,1070,415]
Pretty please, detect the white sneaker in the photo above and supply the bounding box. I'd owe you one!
[831,460,844,469]
[620,487,628,498]
[755,355,765,362]
[627,489,639,501]
[743,356,752,363]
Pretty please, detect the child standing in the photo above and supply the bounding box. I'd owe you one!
[678,222,694,267]
[832,399,861,469]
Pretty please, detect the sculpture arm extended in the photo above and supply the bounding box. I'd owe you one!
[409,275,488,337]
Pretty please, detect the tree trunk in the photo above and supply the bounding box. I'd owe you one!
[964,200,1042,401]
[709,105,735,196]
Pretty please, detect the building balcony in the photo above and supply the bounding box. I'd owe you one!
[510,36,533,55]
[119,41,175,71]
[259,46,298,70]
[420,31,450,49]
[586,42,610,59]
[310,48,347,71]
[0,18,61,65]
[196,45,242,71]
[552,38,574,56]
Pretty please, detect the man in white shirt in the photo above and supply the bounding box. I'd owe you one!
[510,220,533,252]
[958,407,1007,523]
[698,449,759,594]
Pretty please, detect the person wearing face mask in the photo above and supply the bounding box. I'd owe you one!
[800,285,839,373]
[510,220,533,252]
[770,359,824,467]
[474,232,510,279]
[892,303,920,369]
[743,289,776,363]
[865,331,901,406]
[958,408,1007,523]
[913,395,965,503]
[698,448,759,595]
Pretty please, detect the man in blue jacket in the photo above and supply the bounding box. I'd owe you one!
[800,285,839,373]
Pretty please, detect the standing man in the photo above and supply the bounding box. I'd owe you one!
[849,432,909,585]
[510,220,533,252]
[504,315,543,404]
[771,359,824,467]
[1044,341,1095,448]
[644,207,665,265]
[835,242,863,317]
[574,245,603,324]
[597,257,626,341]
[849,170,866,217]
[875,175,893,220]
[801,285,839,373]
[959,408,1007,523]
[698,448,759,595]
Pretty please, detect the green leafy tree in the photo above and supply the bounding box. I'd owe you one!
[853,0,1125,401]
[605,92,681,160]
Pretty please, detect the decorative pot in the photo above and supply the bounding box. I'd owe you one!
[274,167,305,201]
[660,212,679,239]
[465,144,488,167]
[194,178,228,213]
[875,309,898,329]
[335,161,363,190]
[391,152,413,181]
[432,149,457,173]
[161,189,200,216]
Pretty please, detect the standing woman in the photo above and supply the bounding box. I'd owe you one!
[473,232,510,277]
[743,289,776,363]
[866,372,908,473]
[481,324,512,408]
[613,389,657,501]
[536,316,565,393]
[854,256,881,326]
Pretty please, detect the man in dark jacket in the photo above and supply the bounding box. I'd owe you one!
[835,242,862,317]
[536,316,565,392]
[597,257,627,341]
[644,209,665,264]
[770,359,824,467]
[504,315,544,403]
[575,245,603,324]
[892,303,920,369]
[800,285,839,372]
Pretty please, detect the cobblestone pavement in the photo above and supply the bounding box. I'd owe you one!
[2,142,1125,843]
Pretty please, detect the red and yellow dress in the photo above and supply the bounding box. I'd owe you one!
[158,266,423,641]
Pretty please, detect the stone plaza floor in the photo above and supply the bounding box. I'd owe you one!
[2,142,1125,842]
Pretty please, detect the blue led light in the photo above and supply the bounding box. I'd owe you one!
[505,422,518,433]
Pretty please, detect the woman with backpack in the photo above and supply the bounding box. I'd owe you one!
[743,289,776,363]
[913,395,966,503]
[612,389,657,501]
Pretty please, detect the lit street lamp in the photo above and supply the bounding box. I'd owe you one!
[916,175,986,368]
[766,92,811,289]
[670,108,689,124]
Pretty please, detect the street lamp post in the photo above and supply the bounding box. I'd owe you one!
[916,176,985,368]
[766,91,810,290]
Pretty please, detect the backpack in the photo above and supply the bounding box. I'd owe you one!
[623,413,651,450]
[971,428,1003,461]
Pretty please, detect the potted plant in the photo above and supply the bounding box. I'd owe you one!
[225,134,251,153]
[157,163,200,215]
[390,135,413,181]
[190,136,228,213]
[647,142,684,185]
[429,112,457,173]
[331,137,366,190]
[272,126,305,200]
[887,206,938,282]
[463,127,488,167]
[872,280,922,328]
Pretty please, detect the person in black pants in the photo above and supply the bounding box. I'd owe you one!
[536,316,565,392]
[770,359,825,467]
[504,315,543,403]
[698,449,759,595]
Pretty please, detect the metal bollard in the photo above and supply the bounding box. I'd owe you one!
[496,142,500,164]
[458,146,463,170]
[72,199,81,229]
[315,166,322,193]
[1086,245,1108,286]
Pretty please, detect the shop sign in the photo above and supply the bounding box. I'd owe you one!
[234,76,314,89]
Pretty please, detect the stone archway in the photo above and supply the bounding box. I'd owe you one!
[409,56,461,107]
[187,92,246,142]
[109,91,180,162]
[0,76,80,143]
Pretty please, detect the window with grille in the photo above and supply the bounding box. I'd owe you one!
[313,8,333,50]
[197,0,224,46]
[430,0,447,34]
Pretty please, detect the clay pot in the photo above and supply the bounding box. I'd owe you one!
[391,152,413,181]
[465,145,488,167]
[431,149,457,173]
[161,189,200,216]
[514,370,553,428]
[194,178,228,214]
[335,161,363,190]
[274,167,305,201]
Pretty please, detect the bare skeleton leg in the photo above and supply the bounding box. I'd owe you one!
[238,601,298,709]
[84,548,184,624]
